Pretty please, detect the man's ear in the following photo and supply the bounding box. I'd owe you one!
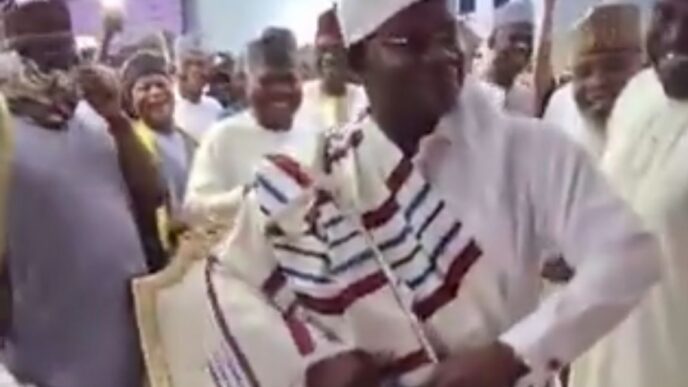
[347,42,366,79]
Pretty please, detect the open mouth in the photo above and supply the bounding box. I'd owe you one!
[145,99,171,117]
[268,100,293,112]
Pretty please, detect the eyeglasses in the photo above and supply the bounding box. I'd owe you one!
[375,29,461,59]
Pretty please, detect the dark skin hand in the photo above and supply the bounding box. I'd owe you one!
[306,350,383,387]
[426,342,529,387]
[80,65,167,271]
[79,65,164,221]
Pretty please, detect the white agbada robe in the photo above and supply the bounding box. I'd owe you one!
[172,77,660,387]
[184,111,319,223]
[544,83,605,161]
[299,80,368,129]
[571,69,688,387]
[174,90,223,142]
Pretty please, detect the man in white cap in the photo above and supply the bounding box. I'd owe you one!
[187,1,661,387]
[544,3,643,162]
[173,33,223,142]
[570,0,688,386]
[480,0,538,116]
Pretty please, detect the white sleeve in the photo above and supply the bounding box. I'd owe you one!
[0,363,31,387]
[542,89,560,125]
[500,128,661,379]
[184,129,241,223]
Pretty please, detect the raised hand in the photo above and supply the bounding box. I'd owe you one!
[78,64,126,125]
[426,342,529,387]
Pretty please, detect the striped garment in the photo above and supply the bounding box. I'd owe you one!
[204,119,487,386]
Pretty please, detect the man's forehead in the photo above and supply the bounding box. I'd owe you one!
[134,73,171,86]
[180,51,211,63]
[249,64,297,79]
[373,0,454,36]
[498,22,533,35]
[574,50,640,67]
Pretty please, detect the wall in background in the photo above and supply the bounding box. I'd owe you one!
[194,0,654,55]
[66,0,183,45]
[194,0,333,53]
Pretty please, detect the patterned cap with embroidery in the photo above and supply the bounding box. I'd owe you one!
[572,3,642,57]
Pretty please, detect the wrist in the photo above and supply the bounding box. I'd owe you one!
[104,112,131,131]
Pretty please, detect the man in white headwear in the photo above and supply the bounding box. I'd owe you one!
[173,33,223,142]
[480,0,538,116]
[570,0,688,386]
[180,1,661,386]
[544,3,643,161]
[300,8,368,129]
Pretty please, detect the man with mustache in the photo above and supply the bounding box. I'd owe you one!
[300,8,367,129]
[185,27,308,224]
[571,0,688,386]
[0,0,160,386]
[544,3,644,162]
[189,1,662,387]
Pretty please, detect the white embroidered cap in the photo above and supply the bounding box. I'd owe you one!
[493,0,534,29]
[336,0,423,46]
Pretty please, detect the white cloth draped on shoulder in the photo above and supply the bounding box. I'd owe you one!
[571,69,688,387]
[543,83,604,161]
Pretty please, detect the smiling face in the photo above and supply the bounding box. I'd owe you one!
[648,0,688,99]
[352,0,463,153]
[247,65,302,131]
[489,22,534,87]
[573,50,643,125]
[131,73,175,131]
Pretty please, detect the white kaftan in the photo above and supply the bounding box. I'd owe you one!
[571,69,688,387]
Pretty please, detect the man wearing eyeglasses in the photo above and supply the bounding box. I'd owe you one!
[190,1,661,387]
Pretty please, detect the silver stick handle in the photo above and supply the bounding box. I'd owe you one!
[350,214,440,364]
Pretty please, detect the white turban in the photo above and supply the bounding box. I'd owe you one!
[493,0,534,29]
[336,0,424,46]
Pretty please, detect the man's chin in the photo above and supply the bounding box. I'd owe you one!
[660,77,688,100]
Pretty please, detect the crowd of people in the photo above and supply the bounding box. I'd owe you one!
[0,0,686,386]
